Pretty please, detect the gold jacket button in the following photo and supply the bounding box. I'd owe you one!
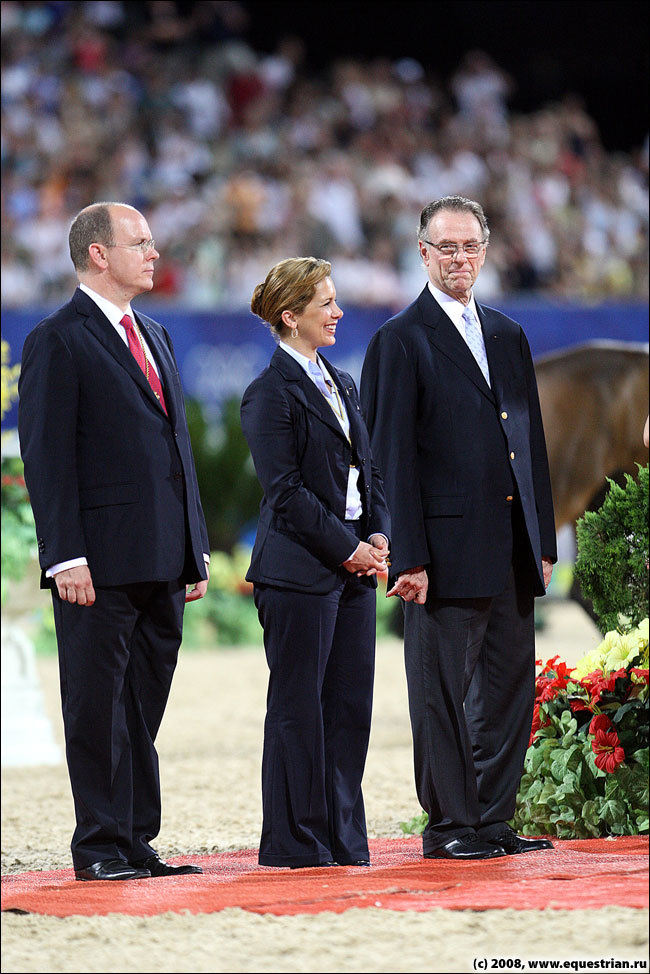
[506,495,513,502]
[510,451,515,459]
[501,411,508,419]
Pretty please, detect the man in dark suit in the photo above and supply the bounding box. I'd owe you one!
[361,196,556,860]
[18,202,210,881]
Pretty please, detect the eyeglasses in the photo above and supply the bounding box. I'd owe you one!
[107,239,157,254]
[424,240,485,259]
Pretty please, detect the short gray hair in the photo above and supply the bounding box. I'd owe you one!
[68,203,116,271]
[418,196,490,245]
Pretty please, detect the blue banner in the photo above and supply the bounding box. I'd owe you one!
[2,301,647,427]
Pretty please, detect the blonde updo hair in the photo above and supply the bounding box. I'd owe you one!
[251,257,332,338]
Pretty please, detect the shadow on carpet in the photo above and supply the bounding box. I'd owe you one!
[2,836,647,918]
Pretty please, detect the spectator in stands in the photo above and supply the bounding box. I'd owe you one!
[1,4,647,309]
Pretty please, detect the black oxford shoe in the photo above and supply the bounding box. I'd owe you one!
[484,829,553,855]
[425,835,506,860]
[338,859,371,866]
[131,855,203,877]
[75,859,151,881]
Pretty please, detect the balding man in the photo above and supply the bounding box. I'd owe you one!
[361,196,557,861]
[18,203,210,880]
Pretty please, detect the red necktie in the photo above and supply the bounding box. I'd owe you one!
[121,314,168,415]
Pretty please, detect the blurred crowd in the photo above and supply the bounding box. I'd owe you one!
[2,0,648,310]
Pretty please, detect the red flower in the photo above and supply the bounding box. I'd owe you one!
[589,713,613,735]
[581,669,629,707]
[591,728,625,773]
[536,659,575,704]
[630,668,650,684]
[537,656,574,680]
[569,698,590,713]
[1,474,26,487]
[529,707,541,746]
[528,703,551,746]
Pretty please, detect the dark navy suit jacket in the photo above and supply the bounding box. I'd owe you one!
[18,287,209,588]
[361,286,556,599]
[241,346,391,594]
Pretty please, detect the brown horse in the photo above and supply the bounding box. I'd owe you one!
[536,341,649,531]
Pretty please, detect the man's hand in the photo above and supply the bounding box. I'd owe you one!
[342,541,387,577]
[186,565,210,603]
[387,566,428,604]
[542,556,553,590]
[53,565,96,606]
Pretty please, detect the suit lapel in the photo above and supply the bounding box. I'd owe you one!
[271,347,349,442]
[73,289,171,421]
[417,287,495,404]
[319,354,364,448]
[475,301,507,410]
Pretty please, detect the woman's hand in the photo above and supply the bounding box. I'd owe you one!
[342,541,388,576]
[369,534,389,558]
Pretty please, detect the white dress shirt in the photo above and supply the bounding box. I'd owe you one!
[79,283,160,375]
[427,281,481,344]
[47,285,209,578]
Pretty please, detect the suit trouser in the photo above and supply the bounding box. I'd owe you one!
[254,566,376,867]
[403,550,535,854]
[51,580,185,869]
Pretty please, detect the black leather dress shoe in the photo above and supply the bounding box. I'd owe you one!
[425,835,506,860]
[339,859,371,866]
[75,859,151,881]
[290,860,338,869]
[131,854,203,876]
[484,829,554,855]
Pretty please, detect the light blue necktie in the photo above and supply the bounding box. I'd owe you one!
[308,360,334,399]
[462,307,491,387]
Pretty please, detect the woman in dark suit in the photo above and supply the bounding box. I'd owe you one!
[241,257,391,869]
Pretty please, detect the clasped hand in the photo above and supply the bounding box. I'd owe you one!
[342,535,389,576]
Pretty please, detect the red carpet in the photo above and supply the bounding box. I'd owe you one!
[1,836,647,918]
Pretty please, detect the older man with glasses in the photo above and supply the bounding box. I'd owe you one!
[18,202,210,881]
[361,195,557,861]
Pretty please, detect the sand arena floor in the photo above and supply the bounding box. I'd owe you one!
[2,601,648,973]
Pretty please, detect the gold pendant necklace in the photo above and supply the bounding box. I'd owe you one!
[327,379,351,447]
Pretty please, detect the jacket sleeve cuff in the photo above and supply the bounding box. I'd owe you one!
[45,556,88,578]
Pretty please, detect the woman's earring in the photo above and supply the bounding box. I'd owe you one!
[291,328,298,339]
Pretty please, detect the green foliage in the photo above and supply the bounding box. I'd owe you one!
[1,456,36,605]
[512,631,648,838]
[33,603,57,654]
[185,396,262,554]
[376,578,401,639]
[575,464,649,633]
[182,585,262,647]
[180,545,262,648]
[400,810,428,836]
[513,738,648,839]
[1,338,20,422]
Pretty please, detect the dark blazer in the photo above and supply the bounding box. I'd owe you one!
[241,346,391,594]
[361,286,556,599]
[18,287,209,588]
